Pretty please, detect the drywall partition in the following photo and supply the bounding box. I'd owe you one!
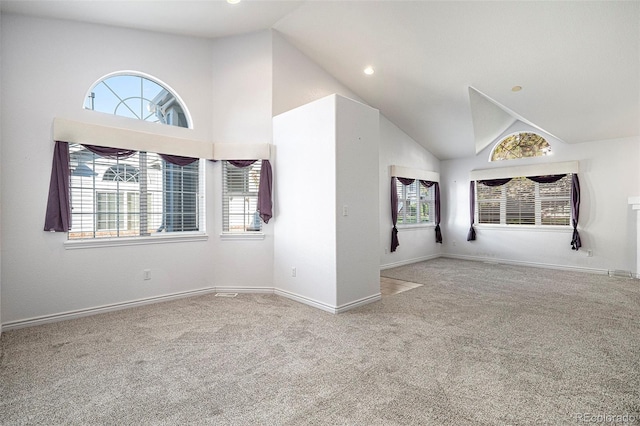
[335,95,380,308]
[273,94,380,312]
[209,29,275,291]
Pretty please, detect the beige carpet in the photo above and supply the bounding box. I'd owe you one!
[1,258,639,425]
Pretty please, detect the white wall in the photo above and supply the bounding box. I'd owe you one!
[273,96,338,308]
[210,30,275,290]
[379,119,442,269]
[441,121,640,274]
[0,13,3,335]
[335,96,380,306]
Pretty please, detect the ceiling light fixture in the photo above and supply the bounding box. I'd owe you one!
[227,0,241,4]
[511,85,522,92]
[364,66,375,75]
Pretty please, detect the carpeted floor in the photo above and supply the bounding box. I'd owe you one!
[1,258,639,425]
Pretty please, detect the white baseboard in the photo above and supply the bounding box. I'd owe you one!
[2,287,218,331]
[336,293,381,313]
[442,253,610,275]
[274,288,381,314]
[380,253,440,271]
[273,288,337,314]
[214,286,275,294]
[2,284,383,331]
[5,254,619,331]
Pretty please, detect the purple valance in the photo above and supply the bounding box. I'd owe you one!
[83,144,136,159]
[44,141,71,232]
[228,159,257,168]
[397,177,415,186]
[478,178,512,187]
[159,154,199,167]
[526,174,566,184]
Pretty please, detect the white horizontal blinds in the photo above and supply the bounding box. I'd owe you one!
[396,179,414,224]
[476,174,571,226]
[68,144,199,239]
[539,175,571,225]
[223,161,262,233]
[395,179,434,224]
[506,177,535,225]
[421,184,435,223]
[477,185,502,224]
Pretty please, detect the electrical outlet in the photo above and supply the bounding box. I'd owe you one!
[143,269,151,280]
[587,250,593,257]
[291,267,297,277]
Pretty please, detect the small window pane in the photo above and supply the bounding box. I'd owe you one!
[223,161,262,233]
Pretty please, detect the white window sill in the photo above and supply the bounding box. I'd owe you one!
[475,224,573,233]
[397,223,435,232]
[64,232,208,249]
[220,232,265,241]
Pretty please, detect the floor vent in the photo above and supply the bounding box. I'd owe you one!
[608,270,633,279]
[215,293,238,298]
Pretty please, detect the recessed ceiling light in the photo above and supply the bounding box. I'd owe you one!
[511,85,522,92]
[227,0,241,4]
[364,66,375,75]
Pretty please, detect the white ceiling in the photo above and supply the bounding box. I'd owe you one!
[2,0,638,160]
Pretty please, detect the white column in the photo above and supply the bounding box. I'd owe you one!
[628,197,640,278]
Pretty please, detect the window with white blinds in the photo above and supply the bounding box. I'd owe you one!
[69,145,201,239]
[477,175,572,226]
[396,179,435,225]
[222,161,262,233]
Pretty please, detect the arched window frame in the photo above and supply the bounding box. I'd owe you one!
[489,132,552,162]
[83,70,193,129]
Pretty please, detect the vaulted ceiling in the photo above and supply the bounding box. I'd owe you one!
[2,0,638,160]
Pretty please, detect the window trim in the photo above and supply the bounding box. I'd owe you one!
[489,132,552,162]
[395,179,435,227]
[64,232,208,250]
[83,70,194,129]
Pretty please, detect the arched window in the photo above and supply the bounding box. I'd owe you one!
[69,72,200,240]
[84,72,190,128]
[103,164,140,183]
[491,132,551,161]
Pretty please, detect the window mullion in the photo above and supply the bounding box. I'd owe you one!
[534,182,541,226]
[500,186,506,225]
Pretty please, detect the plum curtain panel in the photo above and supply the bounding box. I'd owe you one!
[44,141,71,232]
[390,177,400,252]
[571,174,582,250]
